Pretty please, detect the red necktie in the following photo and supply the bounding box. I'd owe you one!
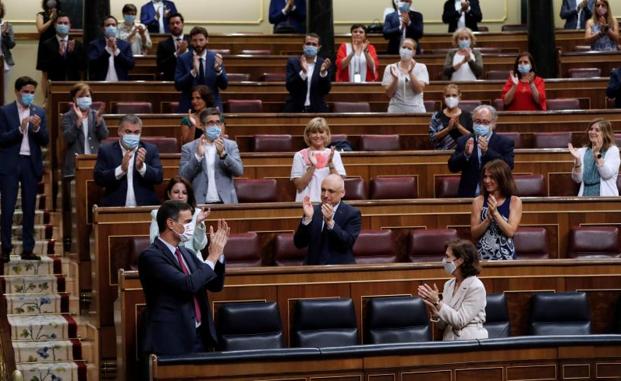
[174,248,202,324]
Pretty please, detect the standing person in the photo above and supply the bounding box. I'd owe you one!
[0,2,16,95]
[140,0,178,34]
[382,0,423,54]
[585,0,619,51]
[118,3,152,55]
[501,52,547,111]
[39,13,85,81]
[429,84,473,150]
[442,27,483,81]
[156,13,189,81]
[442,0,482,33]
[283,33,332,113]
[335,24,379,83]
[175,26,227,112]
[87,15,135,81]
[568,119,620,196]
[606,66,621,108]
[470,160,522,260]
[382,38,429,113]
[417,239,488,340]
[35,0,61,95]
[561,0,595,29]
[294,174,361,265]
[269,0,306,34]
[0,76,49,262]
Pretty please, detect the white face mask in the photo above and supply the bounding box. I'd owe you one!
[399,47,414,61]
[444,96,460,109]
[174,222,194,242]
[442,257,457,275]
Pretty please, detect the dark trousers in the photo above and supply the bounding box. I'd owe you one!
[1,156,38,253]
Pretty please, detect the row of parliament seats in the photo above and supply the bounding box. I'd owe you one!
[126,226,621,268]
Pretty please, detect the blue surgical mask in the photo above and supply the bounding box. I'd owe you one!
[104,26,118,38]
[205,125,221,141]
[517,64,531,74]
[122,134,140,150]
[458,39,471,49]
[76,96,92,110]
[398,1,411,12]
[123,15,136,24]
[303,45,318,57]
[55,24,69,36]
[21,93,35,107]
[473,123,491,137]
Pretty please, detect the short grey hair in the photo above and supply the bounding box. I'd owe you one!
[118,114,143,128]
[472,105,497,122]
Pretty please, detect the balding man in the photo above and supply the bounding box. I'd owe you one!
[448,105,514,197]
[294,174,361,265]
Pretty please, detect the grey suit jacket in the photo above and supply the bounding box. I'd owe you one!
[1,22,15,67]
[179,138,244,203]
[62,108,109,176]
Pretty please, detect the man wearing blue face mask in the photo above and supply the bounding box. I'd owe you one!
[0,77,49,263]
[383,0,423,54]
[179,108,244,204]
[39,13,85,81]
[87,15,135,81]
[283,33,332,113]
[448,105,514,197]
[94,114,163,207]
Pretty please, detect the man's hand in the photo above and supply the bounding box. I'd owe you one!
[401,12,410,27]
[121,150,132,173]
[302,196,314,219]
[214,53,223,72]
[196,135,207,158]
[465,137,475,156]
[320,58,332,74]
[461,0,469,11]
[67,39,75,53]
[20,117,30,134]
[207,219,230,262]
[478,136,488,154]
[285,0,295,12]
[106,37,117,51]
[321,203,334,225]
[30,115,42,130]
[215,137,225,156]
[176,40,188,55]
[135,147,146,170]
[192,53,201,75]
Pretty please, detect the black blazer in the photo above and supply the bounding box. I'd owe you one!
[93,141,163,206]
[87,38,135,80]
[156,35,191,81]
[39,36,85,81]
[139,238,225,355]
[283,56,332,112]
[448,133,515,197]
[382,10,424,54]
[442,0,482,33]
[293,202,361,265]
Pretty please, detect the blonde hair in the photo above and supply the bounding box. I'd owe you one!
[591,0,617,29]
[303,117,331,147]
[70,82,91,99]
[452,27,476,47]
[401,38,417,50]
[444,83,461,95]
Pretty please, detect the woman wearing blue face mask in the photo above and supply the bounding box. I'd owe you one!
[417,239,488,341]
[501,51,547,111]
[382,38,429,113]
[442,27,483,81]
[62,82,108,176]
[118,3,152,55]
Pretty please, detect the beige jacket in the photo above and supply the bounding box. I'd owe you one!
[437,275,488,340]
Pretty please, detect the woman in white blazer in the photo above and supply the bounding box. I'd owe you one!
[418,239,488,340]
[569,118,620,196]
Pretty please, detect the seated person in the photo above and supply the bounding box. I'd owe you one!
[569,118,620,196]
[291,117,346,202]
[180,85,213,145]
[179,108,243,204]
[442,0,482,32]
[429,83,473,150]
[118,3,152,55]
[87,15,135,81]
[335,24,379,83]
[93,114,163,206]
[501,52,547,111]
[39,13,85,81]
[560,0,594,29]
[418,239,488,340]
[149,176,210,257]
[140,0,177,34]
[382,38,428,113]
[269,0,306,33]
[470,160,522,260]
[585,0,619,51]
[383,0,423,54]
[442,27,483,81]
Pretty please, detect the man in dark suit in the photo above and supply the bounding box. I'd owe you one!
[268,0,306,33]
[606,66,621,108]
[140,0,178,34]
[175,26,228,112]
[156,13,189,81]
[448,105,515,197]
[442,0,483,33]
[283,33,332,113]
[294,174,361,265]
[39,13,85,81]
[87,15,135,81]
[0,77,49,262]
[560,0,595,29]
[93,114,163,207]
[383,0,423,54]
[139,200,227,356]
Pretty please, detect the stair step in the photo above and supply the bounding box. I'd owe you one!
[9,314,77,341]
[7,239,62,256]
[2,275,59,294]
[12,193,47,210]
[6,293,79,315]
[0,210,49,225]
[4,256,68,276]
[12,224,58,240]
[16,361,94,381]
[13,340,76,363]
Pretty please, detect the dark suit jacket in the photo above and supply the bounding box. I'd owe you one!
[174,50,228,112]
[442,0,482,32]
[382,10,424,54]
[560,0,594,29]
[283,56,332,112]
[93,141,163,206]
[39,36,85,81]
[140,0,178,33]
[606,67,621,108]
[294,202,361,265]
[268,0,306,33]
[139,238,225,355]
[87,38,135,81]
[0,102,49,179]
[156,34,191,81]
[448,133,515,197]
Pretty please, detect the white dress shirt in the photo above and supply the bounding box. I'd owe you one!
[298,56,328,107]
[104,39,120,81]
[455,0,468,29]
[114,143,147,207]
[153,0,165,33]
[18,103,31,156]
[203,142,220,202]
[82,116,90,154]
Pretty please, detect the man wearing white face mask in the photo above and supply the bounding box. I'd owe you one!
[39,13,85,81]
[383,0,423,54]
[87,15,135,81]
[382,38,429,113]
[179,108,244,204]
[94,114,163,206]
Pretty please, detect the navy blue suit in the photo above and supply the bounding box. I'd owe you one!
[87,38,135,81]
[93,141,163,207]
[442,0,482,32]
[560,0,594,29]
[0,102,49,254]
[174,50,228,112]
[139,238,225,355]
[294,202,361,265]
[382,10,424,54]
[268,0,306,33]
[448,133,515,197]
[140,0,178,33]
[283,56,332,113]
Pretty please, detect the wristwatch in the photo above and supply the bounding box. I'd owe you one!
[220,152,228,160]
[597,153,603,159]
